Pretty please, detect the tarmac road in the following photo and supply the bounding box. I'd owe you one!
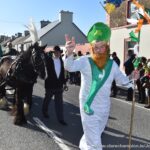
[0,79,150,150]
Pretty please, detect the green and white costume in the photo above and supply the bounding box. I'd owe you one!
[64,55,130,150]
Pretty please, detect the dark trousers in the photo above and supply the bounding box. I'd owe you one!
[42,88,64,121]
[111,80,117,96]
[136,79,142,102]
[127,87,133,101]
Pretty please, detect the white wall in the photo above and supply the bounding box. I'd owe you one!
[139,24,150,58]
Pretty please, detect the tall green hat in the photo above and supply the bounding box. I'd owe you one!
[87,22,111,43]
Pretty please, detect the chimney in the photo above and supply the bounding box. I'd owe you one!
[59,10,73,23]
[24,30,29,36]
[40,20,51,28]
[15,32,22,38]
[11,35,15,40]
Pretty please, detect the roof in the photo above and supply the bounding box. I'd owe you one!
[39,20,60,37]
[0,38,11,47]
[25,20,60,43]
[11,35,29,45]
[72,23,87,39]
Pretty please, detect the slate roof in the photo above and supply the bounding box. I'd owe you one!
[38,20,60,37]
[25,20,60,43]
[0,38,11,47]
[11,35,29,45]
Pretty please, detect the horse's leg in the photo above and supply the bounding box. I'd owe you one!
[0,85,8,109]
[26,83,34,110]
[0,85,6,98]
[10,89,17,116]
[14,88,27,125]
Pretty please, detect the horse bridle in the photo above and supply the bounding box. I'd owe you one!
[31,48,45,73]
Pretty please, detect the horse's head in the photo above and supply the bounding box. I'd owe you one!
[31,42,47,79]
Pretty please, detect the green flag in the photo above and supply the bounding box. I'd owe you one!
[129,31,139,42]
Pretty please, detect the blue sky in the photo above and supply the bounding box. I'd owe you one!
[0,0,106,36]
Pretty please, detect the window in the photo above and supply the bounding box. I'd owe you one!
[127,0,149,24]
[127,0,140,19]
[124,38,136,62]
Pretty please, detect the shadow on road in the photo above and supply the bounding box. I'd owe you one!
[24,95,82,149]
[102,126,150,150]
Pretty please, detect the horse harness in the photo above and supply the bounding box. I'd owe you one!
[31,47,45,73]
[0,54,35,87]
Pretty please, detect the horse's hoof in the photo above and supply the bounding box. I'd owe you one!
[24,103,29,115]
[0,97,8,109]
[14,117,27,126]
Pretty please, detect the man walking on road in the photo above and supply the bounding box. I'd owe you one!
[42,45,67,125]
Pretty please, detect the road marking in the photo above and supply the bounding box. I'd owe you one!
[33,117,71,150]
[112,98,150,112]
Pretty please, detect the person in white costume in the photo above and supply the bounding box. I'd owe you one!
[64,22,132,150]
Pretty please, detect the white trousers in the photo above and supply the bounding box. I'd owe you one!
[79,114,109,150]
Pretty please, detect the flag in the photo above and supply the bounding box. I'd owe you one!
[129,31,139,42]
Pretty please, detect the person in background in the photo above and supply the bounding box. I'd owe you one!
[124,50,135,76]
[75,51,83,85]
[64,22,132,150]
[140,59,150,107]
[136,57,147,103]
[42,45,67,125]
[144,60,150,108]
[124,50,135,101]
[0,45,3,58]
[111,52,120,97]
[19,44,24,54]
[3,42,19,56]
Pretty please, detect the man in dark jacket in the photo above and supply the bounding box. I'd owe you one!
[111,52,120,97]
[124,50,135,101]
[42,45,67,125]
[124,50,135,76]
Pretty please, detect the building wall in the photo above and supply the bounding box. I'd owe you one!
[109,1,127,28]
[110,27,129,69]
[139,24,150,58]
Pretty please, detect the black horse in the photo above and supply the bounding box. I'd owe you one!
[0,42,47,125]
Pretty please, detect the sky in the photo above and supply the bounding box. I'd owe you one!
[0,0,106,36]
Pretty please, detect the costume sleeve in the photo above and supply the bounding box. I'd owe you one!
[63,54,85,72]
[113,62,130,85]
